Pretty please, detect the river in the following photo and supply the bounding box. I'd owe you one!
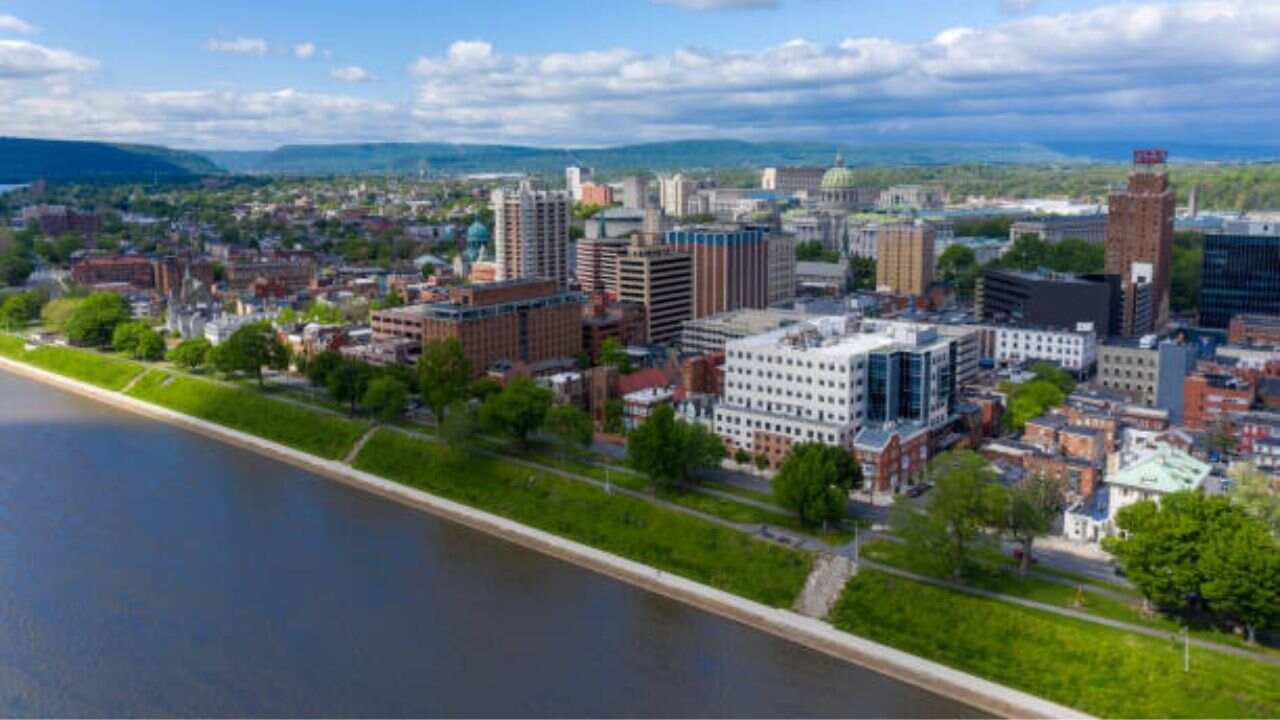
[0,369,979,717]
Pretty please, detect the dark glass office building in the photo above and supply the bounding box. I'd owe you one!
[976,269,1121,337]
[1199,233,1280,329]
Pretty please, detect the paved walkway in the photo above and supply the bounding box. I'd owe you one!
[860,559,1280,667]
[342,425,380,465]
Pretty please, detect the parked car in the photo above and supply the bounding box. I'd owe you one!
[905,483,931,498]
[1011,548,1039,565]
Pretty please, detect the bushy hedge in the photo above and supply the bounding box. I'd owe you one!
[353,429,811,607]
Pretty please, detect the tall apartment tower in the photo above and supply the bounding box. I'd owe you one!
[658,173,692,218]
[666,225,769,319]
[565,166,591,202]
[766,231,797,304]
[614,236,693,343]
[492,179,571,288]
[622,175,649,210]
[876,223,935,296]
[1106,149,1174,334]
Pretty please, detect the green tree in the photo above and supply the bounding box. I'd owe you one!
[327,358,374,414]
[772,443,862,529]
[0,251,34,287]
[418,338,472,423]
[892,450,1007,579]
[363,375,408,422]
[469,377,503,402]
[112,321,154,357]
[598,337,633,373]
[1105,492,1241,612]
[480,376,553,449]
[166,337,212,370]
[1000,378,1066,432]
[545,404,593,459]
[40,297,83,329]
[1228,463,1280,538]
[1007,474,1067,575]
[849,256,876,291]
[1199,518,1280,644]
[936,244,978,299]
[626,404,723,489]
[734,448,751,465]
[1029,361,1076,394]
[0,290,43,329]
[305,350,343,388]
[64,292,131,347]
[211,321,289,386]
[603,399,624,435]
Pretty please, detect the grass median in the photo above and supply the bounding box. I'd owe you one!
[126,371,368,460]
[832,568,1280,718]
[353,428,812,607]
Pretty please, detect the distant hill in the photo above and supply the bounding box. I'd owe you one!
[0,137,222,183]
[195,140,1083,177]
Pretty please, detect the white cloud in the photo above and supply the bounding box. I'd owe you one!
[654,0,778,9]
[329,65,375,82]
[0,14,36,34]
[1000,0,1039,14]
[0,40,97,78]
[205,37,268,55]
[293,42,316,59]
[401,0,1280,145]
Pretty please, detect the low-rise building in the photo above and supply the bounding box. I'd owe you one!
[1009,213,1108,245]
[1228,314,1280,347]
[71,256,155,288]
[1064,443,1210,543]
[1183,372,1254,430]
[993,326,1097,374]
[623,386,675,431]
[679,308,809,355]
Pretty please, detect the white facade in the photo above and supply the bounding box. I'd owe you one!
[565,166,591,202]
[714,317,953,454]
[658,174,693,218]
[204,312,271,346]
[993,326,1097,372]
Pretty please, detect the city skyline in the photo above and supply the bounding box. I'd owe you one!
[0,1,1277,149]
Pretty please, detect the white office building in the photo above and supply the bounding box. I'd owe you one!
[993,325,1098,373]
[715,317,955,456]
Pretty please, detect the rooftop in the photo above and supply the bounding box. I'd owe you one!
[1109,443,1211,494]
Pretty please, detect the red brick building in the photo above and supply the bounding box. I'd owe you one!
[581,294,646,361]
[681,352,725,396]
[1183,372,1254,430]
[667,225,768,319]
[377,278,583,376]
[71,256,155,288]
[854,425,930,493]
[1229,314,1280,347]
[579,183,614,207]
[1105,151,1174,333]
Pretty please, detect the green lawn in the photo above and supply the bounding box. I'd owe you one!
[126,371,368,460]
[18,344,145,390]
[704,479,779,507]
[832,569,1280,718]
[0,333,24,358]
[860,539,1280,658]
[353,429,811,607]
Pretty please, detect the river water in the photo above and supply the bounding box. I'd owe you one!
[0,370,979,717]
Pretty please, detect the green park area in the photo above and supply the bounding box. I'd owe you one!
[353,428,811,607]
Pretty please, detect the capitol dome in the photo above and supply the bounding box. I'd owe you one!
[820,151,855,189]
[466,220,490,244]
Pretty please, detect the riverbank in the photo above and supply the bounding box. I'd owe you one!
[0,354,1082,719]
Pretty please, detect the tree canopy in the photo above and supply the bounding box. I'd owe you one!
[111,320,165,360]
[166,337,212,370]
[771,443,862,528]
[418,337,472,423]
[480,377,553,448]
[892,450,1007,579]
[210,321,289,386]
[363,375,408,422]
[626,404,724,489]
[64,292,131,347]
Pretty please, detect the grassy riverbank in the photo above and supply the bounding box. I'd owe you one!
[125,371,368,460]
[353,429,811,607]
[0,337,144,390]
[832,569,1280,718]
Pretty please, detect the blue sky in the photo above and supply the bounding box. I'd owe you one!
[1,0,1278,149]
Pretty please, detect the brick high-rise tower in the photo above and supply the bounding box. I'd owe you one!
[1106,149,1174,334]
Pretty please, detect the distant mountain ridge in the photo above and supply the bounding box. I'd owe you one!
[195,139,1280,177]
[0,137,222,183]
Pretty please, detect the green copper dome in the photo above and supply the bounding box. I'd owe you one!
[820,150,856,188]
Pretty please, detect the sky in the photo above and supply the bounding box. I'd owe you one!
[0,0,1278,150]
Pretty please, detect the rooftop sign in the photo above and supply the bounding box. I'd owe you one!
[1133,148,1168,165]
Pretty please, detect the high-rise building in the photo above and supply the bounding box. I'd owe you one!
[1199,230,1280,329]
[875,223,935,296]
[492,180,571,288]
[667,225,769,319]
[575,237,630,294]
[766,231,796,305]
[658,174,693,218]
[565,166,592,202]
[615,239,693,344]
[621,175,649,210]
[1106,149,1174,333]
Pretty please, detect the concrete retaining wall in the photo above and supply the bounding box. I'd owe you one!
[0,356,1089,719]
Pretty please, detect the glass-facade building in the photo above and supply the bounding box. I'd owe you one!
[1199,233,1280,329]
[866,345,955,426]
